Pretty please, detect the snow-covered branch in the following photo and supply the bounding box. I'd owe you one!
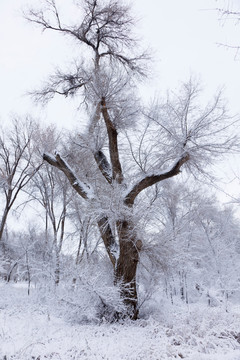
[94,150,112,184]
[43,152,94,200]
[124,153,190,207]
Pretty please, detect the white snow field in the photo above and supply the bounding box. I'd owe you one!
[1,282,240,360]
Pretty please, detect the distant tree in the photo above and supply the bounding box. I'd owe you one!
[30,164,71,284]
[144,181,240,306]
[0,118,42,249]
[26,0,239,319]
[69,196,100,266]
[4,226,53,286]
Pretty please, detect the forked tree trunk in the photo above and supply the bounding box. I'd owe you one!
[42,152,189,320]
[114,220,142,319]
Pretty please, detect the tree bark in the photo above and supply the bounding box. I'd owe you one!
[124,154,190,207]
[0,206,10,244]
[97,217,117,267]
[114,220,142,319]
[101,97,123,184]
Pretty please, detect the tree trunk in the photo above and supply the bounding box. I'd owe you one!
[53,231,60,285]
[55,250,60,285]
[114,220,142,320]
[0,207,10,244]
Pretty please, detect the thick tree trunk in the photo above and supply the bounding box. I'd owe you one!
[114,220,142,320]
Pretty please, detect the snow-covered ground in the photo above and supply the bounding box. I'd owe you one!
[1,282,240,360]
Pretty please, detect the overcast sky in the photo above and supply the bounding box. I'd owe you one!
[1,0,240,129]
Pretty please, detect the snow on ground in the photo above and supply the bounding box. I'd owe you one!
[1,282,240,359]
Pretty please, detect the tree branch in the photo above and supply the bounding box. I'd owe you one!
[101,97,123,183]
[29,68,89,103]
[97,216,116,267]
[25,6,96,51]
[94,150,112,184]
[43,152,93,200]
[124,153,190,207]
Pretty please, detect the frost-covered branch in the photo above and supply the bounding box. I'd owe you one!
[29,66,90,104]
[124,154,190,207]
[25,0,148,80]
[94,150,112,184]
[43,152,94,200]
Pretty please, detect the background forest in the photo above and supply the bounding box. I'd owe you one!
[1,0,240,359]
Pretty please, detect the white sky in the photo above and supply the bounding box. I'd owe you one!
[0,0,240,201]
[1,0,240,127]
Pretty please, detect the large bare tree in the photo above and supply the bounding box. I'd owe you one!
[26,0,239,319]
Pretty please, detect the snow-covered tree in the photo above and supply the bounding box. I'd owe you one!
[142,180,240,306]
[29,163,71,284]
[26,0,239,319]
